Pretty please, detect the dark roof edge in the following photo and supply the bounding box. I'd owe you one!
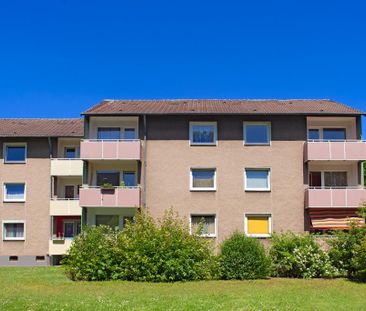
[82,112,364,116]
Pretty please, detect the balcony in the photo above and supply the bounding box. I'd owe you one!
[79,187,141,208]
[80,140,141,160]
[305,187,366,208]
[49,239,73,255]
[305,140,366,161]
[50,159,83,176]
[50,199,81,216]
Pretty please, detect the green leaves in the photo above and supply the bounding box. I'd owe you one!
[62,209,216,282]
[219,232,270,280]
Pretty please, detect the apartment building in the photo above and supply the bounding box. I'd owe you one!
[0,99,365,265]
[0,119,83,265]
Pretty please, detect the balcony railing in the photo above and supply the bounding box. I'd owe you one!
[50,158,83,176]
[305,187,366,208]
[49,238,74,255]
[79,186,141,208]
[80,139,141,160]
[50,198,82,216]
[305,140,366,161]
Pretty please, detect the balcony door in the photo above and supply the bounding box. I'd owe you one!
[65,185,75,199]
[97,127,121,140]
[309,172,321,187]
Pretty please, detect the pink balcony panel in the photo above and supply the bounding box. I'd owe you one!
[79,187,141,207]
[306,141,366,161]
[80,140,141,160]
[305,188,366,208]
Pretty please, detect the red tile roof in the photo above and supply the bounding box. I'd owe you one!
[84,99,362,115]
[0,119,84,137]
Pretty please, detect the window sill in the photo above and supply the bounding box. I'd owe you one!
[3,200,26,203]
[190,188,216,192]
[3,238,25,241]
[4,161,26,164]
[245,189,271,192]
[190,142,217,146]
[246,234,271,238]
[244,143,271,146]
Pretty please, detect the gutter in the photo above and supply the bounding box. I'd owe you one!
[143,114,147,208]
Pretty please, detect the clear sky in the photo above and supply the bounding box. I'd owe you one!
[0,0,365,120]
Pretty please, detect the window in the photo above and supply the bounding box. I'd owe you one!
[97,127,121,140]
[190,169,216,191]
[323,128,346,141]
[3,222,25,240]
[123,172,136,187]
[244,122,271,145]
[309,171,322,187]
[95,215,120,230]
[189,122,217,145]
[63,220,81,238]
[245,215,272,237]
[9,256,18,262]
[4,144,26,163]
[96,172,120,187]
[308,129,320,140]
[124,128,136,139]
[190,215,216,237]
[36,256,45,262]
[324,172,347,187]
[245,169,270,191]
[4,183,26,202]
[64,147,77,159]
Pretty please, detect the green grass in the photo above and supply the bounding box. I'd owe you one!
[0,267,365,311]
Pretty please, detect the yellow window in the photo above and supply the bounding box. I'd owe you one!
[247,216,270,235]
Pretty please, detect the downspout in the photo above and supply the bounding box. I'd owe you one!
[143,114,147,208]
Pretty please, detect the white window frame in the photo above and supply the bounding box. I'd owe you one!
[190,168,217,191]
[244,214,272,238]
[243,122,271,146]
[4,143,27,164]
[3,183,26,202]
[244,168,271,192]
[189,214,217,238]
[189,122,218,146]
[2,220,26,241]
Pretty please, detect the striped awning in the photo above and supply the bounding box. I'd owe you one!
[308,208,365,230]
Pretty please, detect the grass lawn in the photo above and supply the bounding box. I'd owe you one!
[0,267,365,311]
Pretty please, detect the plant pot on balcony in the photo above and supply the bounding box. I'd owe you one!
[101,183,115,194]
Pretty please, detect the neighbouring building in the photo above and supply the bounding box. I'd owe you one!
[0,99,365,265]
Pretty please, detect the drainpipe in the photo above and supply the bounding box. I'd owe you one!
[143,114,147,208]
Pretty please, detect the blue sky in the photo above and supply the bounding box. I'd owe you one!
[0,0,365,120]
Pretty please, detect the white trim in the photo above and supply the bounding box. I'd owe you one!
[3,182,26,202]
[243,122,271,146]
[244,214,272,238]
[189,122,218,146]
[190,168,217,191]
[3,143,27,164]
[189,214,217,238]
[244,168,271,192]
[2,220,26,241]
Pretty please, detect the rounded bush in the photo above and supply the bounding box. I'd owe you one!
[219,232,270,280]
[63,209,217,282]
[270,232,340,278]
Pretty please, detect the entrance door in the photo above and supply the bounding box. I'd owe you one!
[65,185,75,199]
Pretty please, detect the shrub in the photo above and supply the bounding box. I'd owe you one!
[63,209,217,282]
[270,232,340,278]
[219,232,270,280]
[62,225,119,281]
[328,223,366,279]
[352,237,366,280]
